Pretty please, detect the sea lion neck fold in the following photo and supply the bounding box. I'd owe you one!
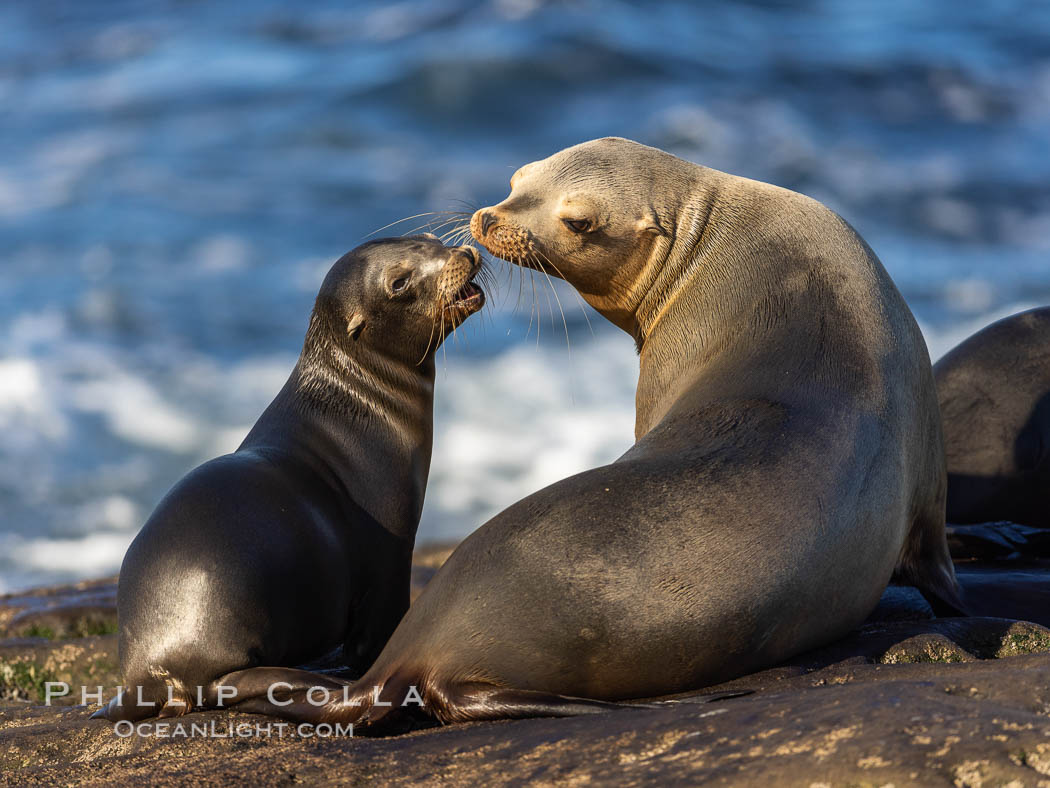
[629,184,718,347]
[241,300,439,543]
[627,178,840,437]
[296,303,437,432]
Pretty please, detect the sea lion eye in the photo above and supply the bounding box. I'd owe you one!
[391,275,410,293]
[563,218,591,234]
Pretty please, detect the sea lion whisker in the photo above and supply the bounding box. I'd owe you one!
[519,261,538,341]
[447,223,479,248]
[478,265,501,304]
[516,256,532,316]
[418,309,442,366]
[502,257,522,311]
[528,250,573,362]
[526,265,542,346]
[440,323,449,378]
[440,224,474,245]
[449,198,481,213]
[437,225,466,244]
[400,215,470,238]
[440,215,471,234]
[364,211,467,239]
[519,255,552,346]
[533,248,595,339]
[526,251,559,343]
[453,228,477,247]
[450,299,462,350]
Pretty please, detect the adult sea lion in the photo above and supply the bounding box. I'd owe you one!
[221,137,962,730]
[934,306,1050,528]
[92,236,485,721]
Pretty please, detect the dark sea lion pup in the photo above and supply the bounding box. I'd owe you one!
[92,236,485,722]
[935,306,1050,528]
[220,138,962,732]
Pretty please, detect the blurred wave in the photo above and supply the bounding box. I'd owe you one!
[1,0,1049,590]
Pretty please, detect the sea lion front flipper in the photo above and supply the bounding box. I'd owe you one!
[89,690,160,723]
[214,666,350,711]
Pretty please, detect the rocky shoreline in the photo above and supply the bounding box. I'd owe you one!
[3,540,1050,786]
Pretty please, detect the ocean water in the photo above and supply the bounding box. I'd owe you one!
[1,0,1049,592]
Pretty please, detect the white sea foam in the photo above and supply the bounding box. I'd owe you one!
[191,234,252,274]
[0,303,1045,592]
[1,531,133,576]
[75,495,140,533]
[70,373,200,452]
[424,334,637,537]
[0,357,68,442]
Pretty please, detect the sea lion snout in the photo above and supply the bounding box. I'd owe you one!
[470,207,512,246]
[470,208,536,266]
[438,244,485,319]
[473,209,498,238]
[453,244,480,266]
[441,243,482,283]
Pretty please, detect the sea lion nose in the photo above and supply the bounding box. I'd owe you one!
[479,211,497,237]
[455,245,479,265]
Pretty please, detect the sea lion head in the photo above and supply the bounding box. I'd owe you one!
[470,137,693,330]
[312,235,485,362]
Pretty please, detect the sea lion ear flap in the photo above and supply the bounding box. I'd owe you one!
[346,313,365,340]
[636,210,666,237]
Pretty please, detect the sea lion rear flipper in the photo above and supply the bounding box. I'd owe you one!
[918,583,969,618]
[223,669,660,728]
[895,503,971,618]
[897,550,970,618]
[221,674,635,726]
[439,685,750,722]
[444,685,643,721]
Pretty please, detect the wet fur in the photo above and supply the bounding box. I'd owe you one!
[93,238,483,722]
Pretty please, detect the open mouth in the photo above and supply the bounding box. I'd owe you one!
[451,281,484,307]
[442,246,486,318]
